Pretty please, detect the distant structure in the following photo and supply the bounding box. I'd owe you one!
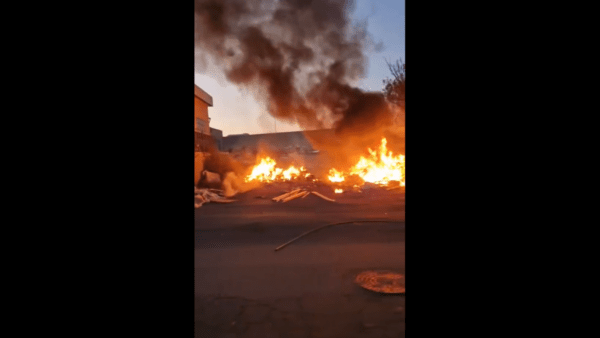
[221,129,336,154]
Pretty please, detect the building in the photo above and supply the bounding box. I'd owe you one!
[195,85,213,152]
[195,85,213,185]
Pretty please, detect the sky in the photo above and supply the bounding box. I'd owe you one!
[195,0,405,137]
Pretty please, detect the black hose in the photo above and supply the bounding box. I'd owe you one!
[274,220,404,252]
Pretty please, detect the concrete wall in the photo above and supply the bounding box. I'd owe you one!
[210,128,223,151]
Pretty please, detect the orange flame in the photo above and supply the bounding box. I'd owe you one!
[245,157,309,183]
[282,166,300,180]
[328,168,345,182]
[328,138,405,186]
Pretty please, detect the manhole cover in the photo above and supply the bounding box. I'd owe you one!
[355,270,405,294]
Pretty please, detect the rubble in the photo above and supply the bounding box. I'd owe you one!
[281,190,308,202]
[195,187,237,208]
[199,170,221,188]
[361,182,379,190]
[311,191,336,202]
[272,188,336,203]
[272,189,303,202]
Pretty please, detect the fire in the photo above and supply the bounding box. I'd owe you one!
[328,138,405,186]
[328,168,345,182]
[245,157,309,183]
[282,166,300,180]
[334,189,343,194]
[244,138,404,187]
[245,157,279,182]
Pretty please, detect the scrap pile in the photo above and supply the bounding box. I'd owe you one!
[272,188,336,203]
[194,188,237,208]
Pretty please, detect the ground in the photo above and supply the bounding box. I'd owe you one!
[195,182,405,338]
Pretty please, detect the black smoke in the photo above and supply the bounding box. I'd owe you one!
[195,0,401,152]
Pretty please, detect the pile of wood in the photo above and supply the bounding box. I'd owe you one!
[272,188,336,203]
[195,188,237,208]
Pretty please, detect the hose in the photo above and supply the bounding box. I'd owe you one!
[274,220,404,251]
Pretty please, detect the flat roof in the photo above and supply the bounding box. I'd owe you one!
[194,85,213,107]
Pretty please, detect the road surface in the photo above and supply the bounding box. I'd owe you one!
[195,183,405,338]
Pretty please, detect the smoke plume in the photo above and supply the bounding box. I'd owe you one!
[195,0,401,149]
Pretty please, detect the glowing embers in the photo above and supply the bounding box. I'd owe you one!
[245,157,309,183]
[327,138,405,187]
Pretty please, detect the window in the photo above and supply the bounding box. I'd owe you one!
[196,118,207,133]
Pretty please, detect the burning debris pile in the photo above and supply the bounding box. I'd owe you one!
[244,156,315,183]
[239,137,405,193]
[327,138,405,188]
[195,137,404,209]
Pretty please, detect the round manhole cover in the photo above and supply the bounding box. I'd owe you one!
[355,270,405,294]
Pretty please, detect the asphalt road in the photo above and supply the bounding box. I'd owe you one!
[195,183,405,338]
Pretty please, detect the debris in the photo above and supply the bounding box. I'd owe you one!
[194,194,207,208]
[311,191,336,202]
[208,188,225,194]
[272,188,302,202]
[355,270,405,294]
[271,189,336,203]
[281,190,308,203]
[208,199,237,204]
[200,170,221,187]
[274,220,404,251]
[221,172,240,197]
[194,187,236,208]
[361,182,379,190]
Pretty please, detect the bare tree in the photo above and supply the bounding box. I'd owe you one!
[382,59,405,110]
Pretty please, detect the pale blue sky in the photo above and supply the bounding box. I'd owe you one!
[195,0,405,136]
